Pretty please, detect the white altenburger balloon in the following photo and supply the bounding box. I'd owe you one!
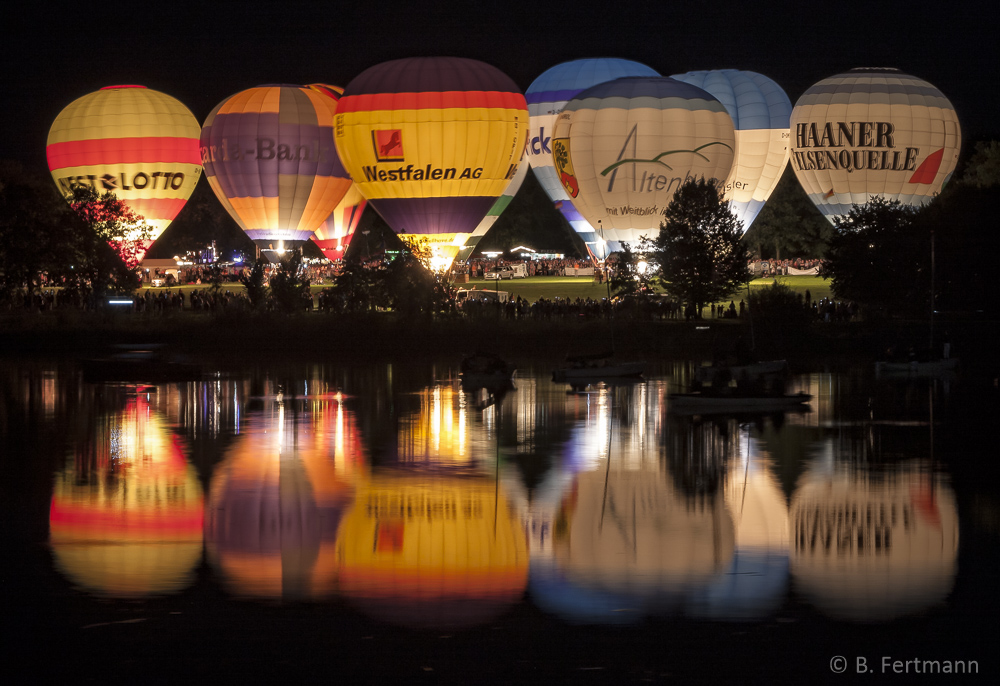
[551,77,736,251]
[789,68,961,224]
[526,58,660,257]
[670,70,791,232]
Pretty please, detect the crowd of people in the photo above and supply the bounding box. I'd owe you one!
[458,257,595,278]
[749,258,823,277]
[6,253,858,323]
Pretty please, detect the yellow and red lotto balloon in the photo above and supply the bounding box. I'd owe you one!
[200,84,353,252]
[334,57,528,266]
[789,68,961,223]
[46,85,202,258]
[552,77,736,251]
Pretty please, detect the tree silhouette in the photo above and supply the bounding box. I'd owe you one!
[648,178,749,318]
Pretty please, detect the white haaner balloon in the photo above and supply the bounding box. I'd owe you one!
[526,58,660,257]
[789,68,961,224]
[670,70,791,232]
[551,77,736,251]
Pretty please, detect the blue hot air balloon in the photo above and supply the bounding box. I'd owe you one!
[670,70,792,232]
[526,58,659,258]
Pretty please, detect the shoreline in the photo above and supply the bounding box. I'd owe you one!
[2,311,995,374]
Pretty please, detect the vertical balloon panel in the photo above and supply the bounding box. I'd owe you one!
[46,85,203,260]
[789,68,960,224]
[670,70,791,232]
[526,59,660,256]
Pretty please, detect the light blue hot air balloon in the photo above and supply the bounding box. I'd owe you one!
[670,70,792,232]
[526,58,659,258]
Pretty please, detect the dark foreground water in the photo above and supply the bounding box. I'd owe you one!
[2,357,997,684]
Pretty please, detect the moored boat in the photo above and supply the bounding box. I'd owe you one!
[552,352,645,382]
[668,391,813,415]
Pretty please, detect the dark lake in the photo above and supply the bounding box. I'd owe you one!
[2,357,997,683]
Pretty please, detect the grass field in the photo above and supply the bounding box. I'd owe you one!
[454,273,834,305]
[133,273,834,308]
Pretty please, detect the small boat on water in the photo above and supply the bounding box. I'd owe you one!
[875,357,958,378]
[459,351,516,389]
[552,352,645,382]
[668,391,813,415]
[669,358,810,414]
[80,344,201,384]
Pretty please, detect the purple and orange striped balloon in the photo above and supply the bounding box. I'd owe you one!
[200,84,353,251]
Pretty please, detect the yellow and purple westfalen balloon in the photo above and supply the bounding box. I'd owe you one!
[200,84,353,253]
[46,85,203,261]
[551,77,736,252]
[333,57,528,268]
[789,68,961,224]
[670,70,792,233]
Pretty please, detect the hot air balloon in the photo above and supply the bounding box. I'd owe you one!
[551,77,736,252]
[789,68,961,223]
[526,58,660,258]
[200,84,353,256]
[670,70,791,232]
[46,85,202,262]
[455,151,529,263]
[333,57,528,270]
[311,184,367,261]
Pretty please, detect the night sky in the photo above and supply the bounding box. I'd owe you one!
[2,0,995,172]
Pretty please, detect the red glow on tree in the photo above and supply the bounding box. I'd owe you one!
[70,187,154,269]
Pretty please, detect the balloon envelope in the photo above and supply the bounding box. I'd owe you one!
[670,70,791,232]
[46,85,202,260]
[334,57,528,267]
[551,77,736,251]
[455,151,529,262]
[200,84,353,251]
[526,58,660,257]
[789,68,961,223]
[311,184,367,261]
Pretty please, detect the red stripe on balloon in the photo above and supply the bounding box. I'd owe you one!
[128,197,190,222]
[46,137,202,170]
[336,90,526,114]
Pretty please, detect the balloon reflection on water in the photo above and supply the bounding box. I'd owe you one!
[49,391,204,597]
[685,432,790,621]
[790,459,958,621]
[335,473,529,630]
[205,393,364,599]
